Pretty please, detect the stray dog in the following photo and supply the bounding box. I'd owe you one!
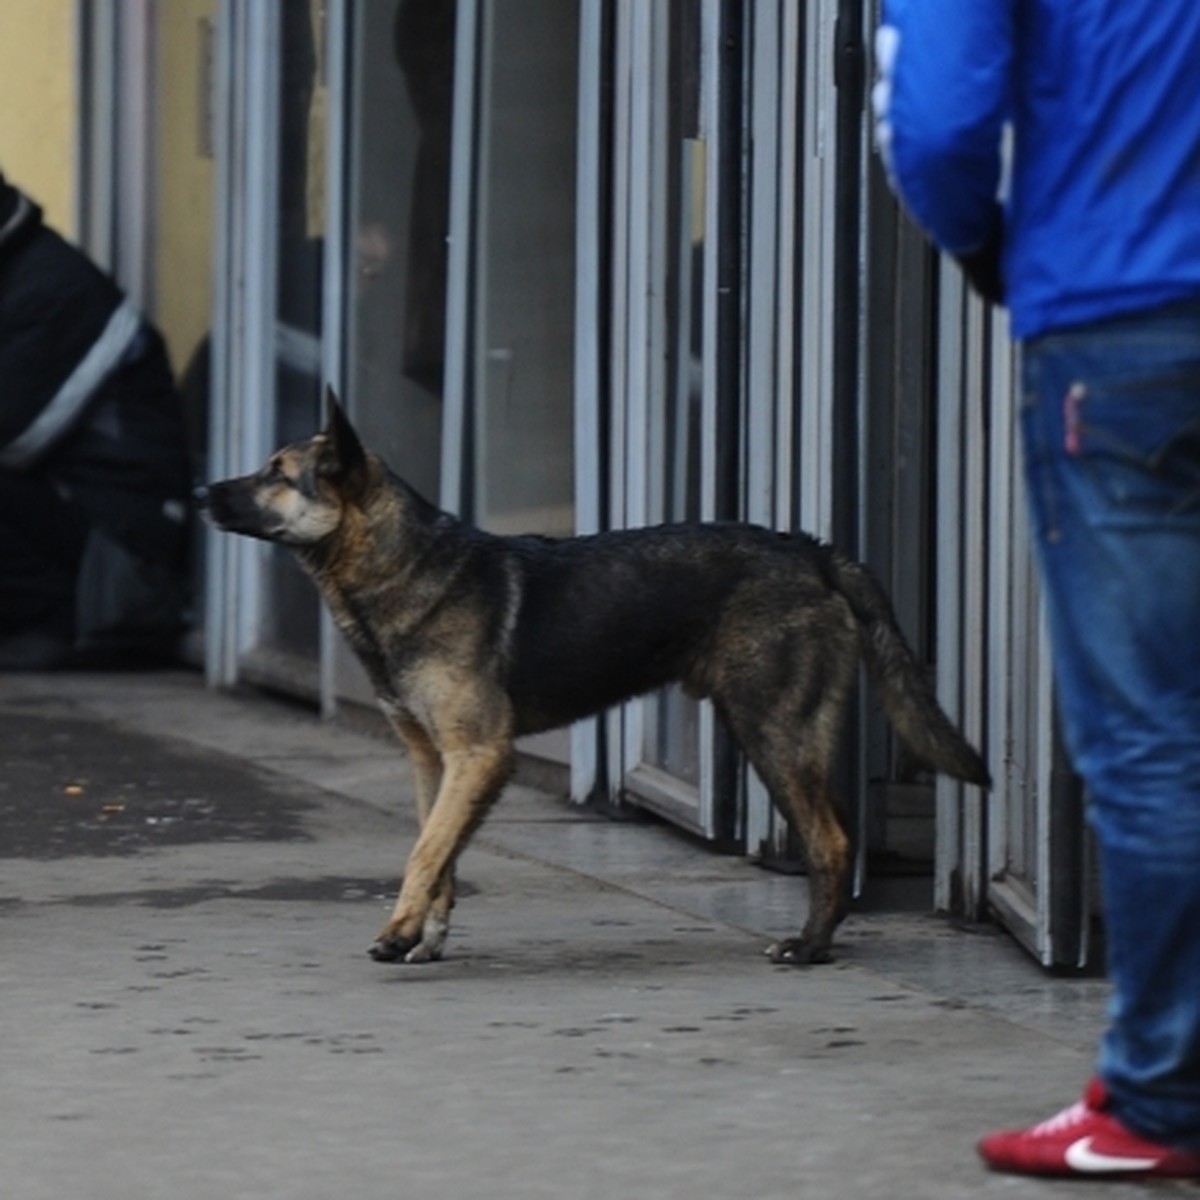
[201,393,988,966]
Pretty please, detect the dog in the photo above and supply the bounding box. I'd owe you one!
[200,392,988,967]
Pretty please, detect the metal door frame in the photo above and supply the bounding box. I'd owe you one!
[932,265,1090,968]
[569,0,609,803]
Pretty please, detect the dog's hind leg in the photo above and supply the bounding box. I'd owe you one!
[762,758,852,965]
[737,731,853,965]
[714,613,857,965]
[371,740,514,963]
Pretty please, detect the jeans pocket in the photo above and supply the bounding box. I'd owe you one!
[1070,373,1200,524]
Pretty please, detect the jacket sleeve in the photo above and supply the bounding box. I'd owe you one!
[873,0,1015,255]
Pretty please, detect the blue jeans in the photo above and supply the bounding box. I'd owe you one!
[1021,299,1200,1151]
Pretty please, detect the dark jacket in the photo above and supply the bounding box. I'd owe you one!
[0,177,190,565]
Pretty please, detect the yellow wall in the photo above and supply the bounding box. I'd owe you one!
[0,0,217,378]
[0,0,76,236]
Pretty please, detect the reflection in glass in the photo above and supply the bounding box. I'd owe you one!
[472,0,578,536]
[258,0,326,670]
[346,0,456,503]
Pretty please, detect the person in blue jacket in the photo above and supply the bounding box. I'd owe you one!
[874,0,1200,1180]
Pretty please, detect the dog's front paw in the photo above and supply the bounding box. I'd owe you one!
[765,937,833,966]
[369,917,421,963]
[369,934,417,962]
[369,911,450,964]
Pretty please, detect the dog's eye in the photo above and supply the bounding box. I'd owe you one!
[264,460,293,488]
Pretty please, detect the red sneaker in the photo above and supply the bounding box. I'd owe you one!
[978,1079,1200,1178]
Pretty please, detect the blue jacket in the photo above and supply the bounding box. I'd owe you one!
[873,0,1200,339]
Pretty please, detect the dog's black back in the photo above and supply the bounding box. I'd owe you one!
[500,523,822,731]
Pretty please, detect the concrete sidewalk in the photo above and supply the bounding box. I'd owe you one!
[0,670,1158,1199]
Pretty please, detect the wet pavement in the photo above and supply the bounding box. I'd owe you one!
[0,671,1173,1199]
[0,712,312,859]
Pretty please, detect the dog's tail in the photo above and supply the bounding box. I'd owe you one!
[831,554,991,788]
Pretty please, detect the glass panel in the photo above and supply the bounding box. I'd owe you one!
[150,0,216,458]
[346,0,456,502]
[149,1,218,642]
[472,0,578,536]
[642,0,705,788]
[256,0,326,671]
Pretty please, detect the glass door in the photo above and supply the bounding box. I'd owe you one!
[608,0,736,836]
[332,0,459,708]
[468,0,578,539]
[210,0,326,695]
[147,1,219,660]
[255,0,325,691]
[332,0,579,730]
[631,0,705,803]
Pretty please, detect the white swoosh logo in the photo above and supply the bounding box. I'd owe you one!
[1065,1136,1159,1173]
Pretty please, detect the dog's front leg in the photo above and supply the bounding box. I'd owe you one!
[392,721,455,962]
[370,742,513,963]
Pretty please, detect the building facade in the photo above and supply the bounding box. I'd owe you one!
[2,0,1091,968]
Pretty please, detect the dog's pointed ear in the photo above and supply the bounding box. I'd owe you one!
[320,387,368,498]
